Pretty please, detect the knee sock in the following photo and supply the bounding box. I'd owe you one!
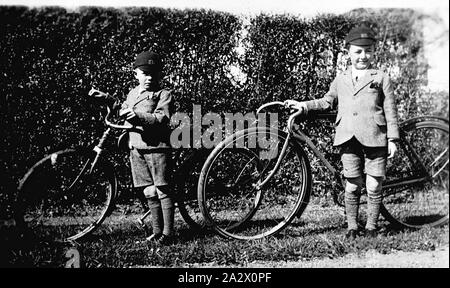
[345,177,363,231]
[147,197,163,236]
[345,191,360,231]
[365,175,383,230]
[160,196,174,236]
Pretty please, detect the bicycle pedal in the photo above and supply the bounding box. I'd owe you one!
[137,218,146,228]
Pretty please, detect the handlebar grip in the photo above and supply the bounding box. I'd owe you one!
[106,121,134,130]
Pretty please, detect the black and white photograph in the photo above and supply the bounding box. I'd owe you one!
[0,0,448,272]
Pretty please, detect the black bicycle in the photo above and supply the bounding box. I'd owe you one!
[197,101,449,240]
[14,88,208,243]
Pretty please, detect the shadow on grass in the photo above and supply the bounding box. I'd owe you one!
[68,223,216,245]
[10,212,422,250]
[0,223,71,267]
[1,221,217,267]
[279,215,419,239]
[378,222,416,236]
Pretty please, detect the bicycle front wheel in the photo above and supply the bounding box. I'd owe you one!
[382,118,449,228]
[198,127,311,240]
[15,148,116,242]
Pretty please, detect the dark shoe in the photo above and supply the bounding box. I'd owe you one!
[365,229,378,238]
[155,234,173,246]
[345,229,358,240]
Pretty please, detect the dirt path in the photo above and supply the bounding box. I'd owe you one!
[179,245,449,268]
[243,245,449,268]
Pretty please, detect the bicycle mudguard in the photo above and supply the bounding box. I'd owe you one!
[401,115,449,126]
[117,132,130,151]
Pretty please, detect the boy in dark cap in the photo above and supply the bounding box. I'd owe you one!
[120,51,175,245]
[285,25,399,239]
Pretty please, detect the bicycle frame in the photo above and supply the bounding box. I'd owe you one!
[290,122,344,181]
[256,102,443,205]
[289,120,430,190]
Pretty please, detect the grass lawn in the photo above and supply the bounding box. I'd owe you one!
[1,198,448,268]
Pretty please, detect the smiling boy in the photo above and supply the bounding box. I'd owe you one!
[286,25,399,239]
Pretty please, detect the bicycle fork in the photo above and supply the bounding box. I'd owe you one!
[90,128,112,173]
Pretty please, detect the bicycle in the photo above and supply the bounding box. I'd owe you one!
[14,88,208,243]
[197,101,449,240]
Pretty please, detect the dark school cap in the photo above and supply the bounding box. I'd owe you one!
[345,25,377,46]
[133,51,163,72]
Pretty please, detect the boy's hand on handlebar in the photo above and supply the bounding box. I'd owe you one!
[284,100,307,114]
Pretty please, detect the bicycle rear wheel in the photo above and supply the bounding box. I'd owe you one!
[15,148,116,242]
[381,118,449,228]
[198,127,311,240]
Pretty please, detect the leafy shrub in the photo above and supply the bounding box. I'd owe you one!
[0,6,447,216]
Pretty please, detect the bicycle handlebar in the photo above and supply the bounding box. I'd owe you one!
[88,88,133,130]
[287,110,303,132]
[104,106,134,130]
[256,101,285,114]
[256,100,302,132]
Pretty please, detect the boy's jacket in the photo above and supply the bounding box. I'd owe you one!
[120,87,173,150]
[304,68,399,147]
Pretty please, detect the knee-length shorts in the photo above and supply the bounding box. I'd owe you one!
[130,148,171,188]
[340,138,388,178]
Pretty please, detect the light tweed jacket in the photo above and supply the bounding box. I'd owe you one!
[304,68,399,147]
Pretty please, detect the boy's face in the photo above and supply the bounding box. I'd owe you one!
[348,44,375,70]
[134,68,161,91]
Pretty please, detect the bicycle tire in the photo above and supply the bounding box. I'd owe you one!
[381,118,449,228]
[15,148,116,242]
[198,126,311,240]
[174,149,210,231]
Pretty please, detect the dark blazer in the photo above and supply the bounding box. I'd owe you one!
[120,87,173,149]
[304,68,399,147]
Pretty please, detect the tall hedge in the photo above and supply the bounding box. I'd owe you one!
[0,6,447,216]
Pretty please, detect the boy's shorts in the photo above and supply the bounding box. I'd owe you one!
[130,148,171,189]
[340,137,388,178]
